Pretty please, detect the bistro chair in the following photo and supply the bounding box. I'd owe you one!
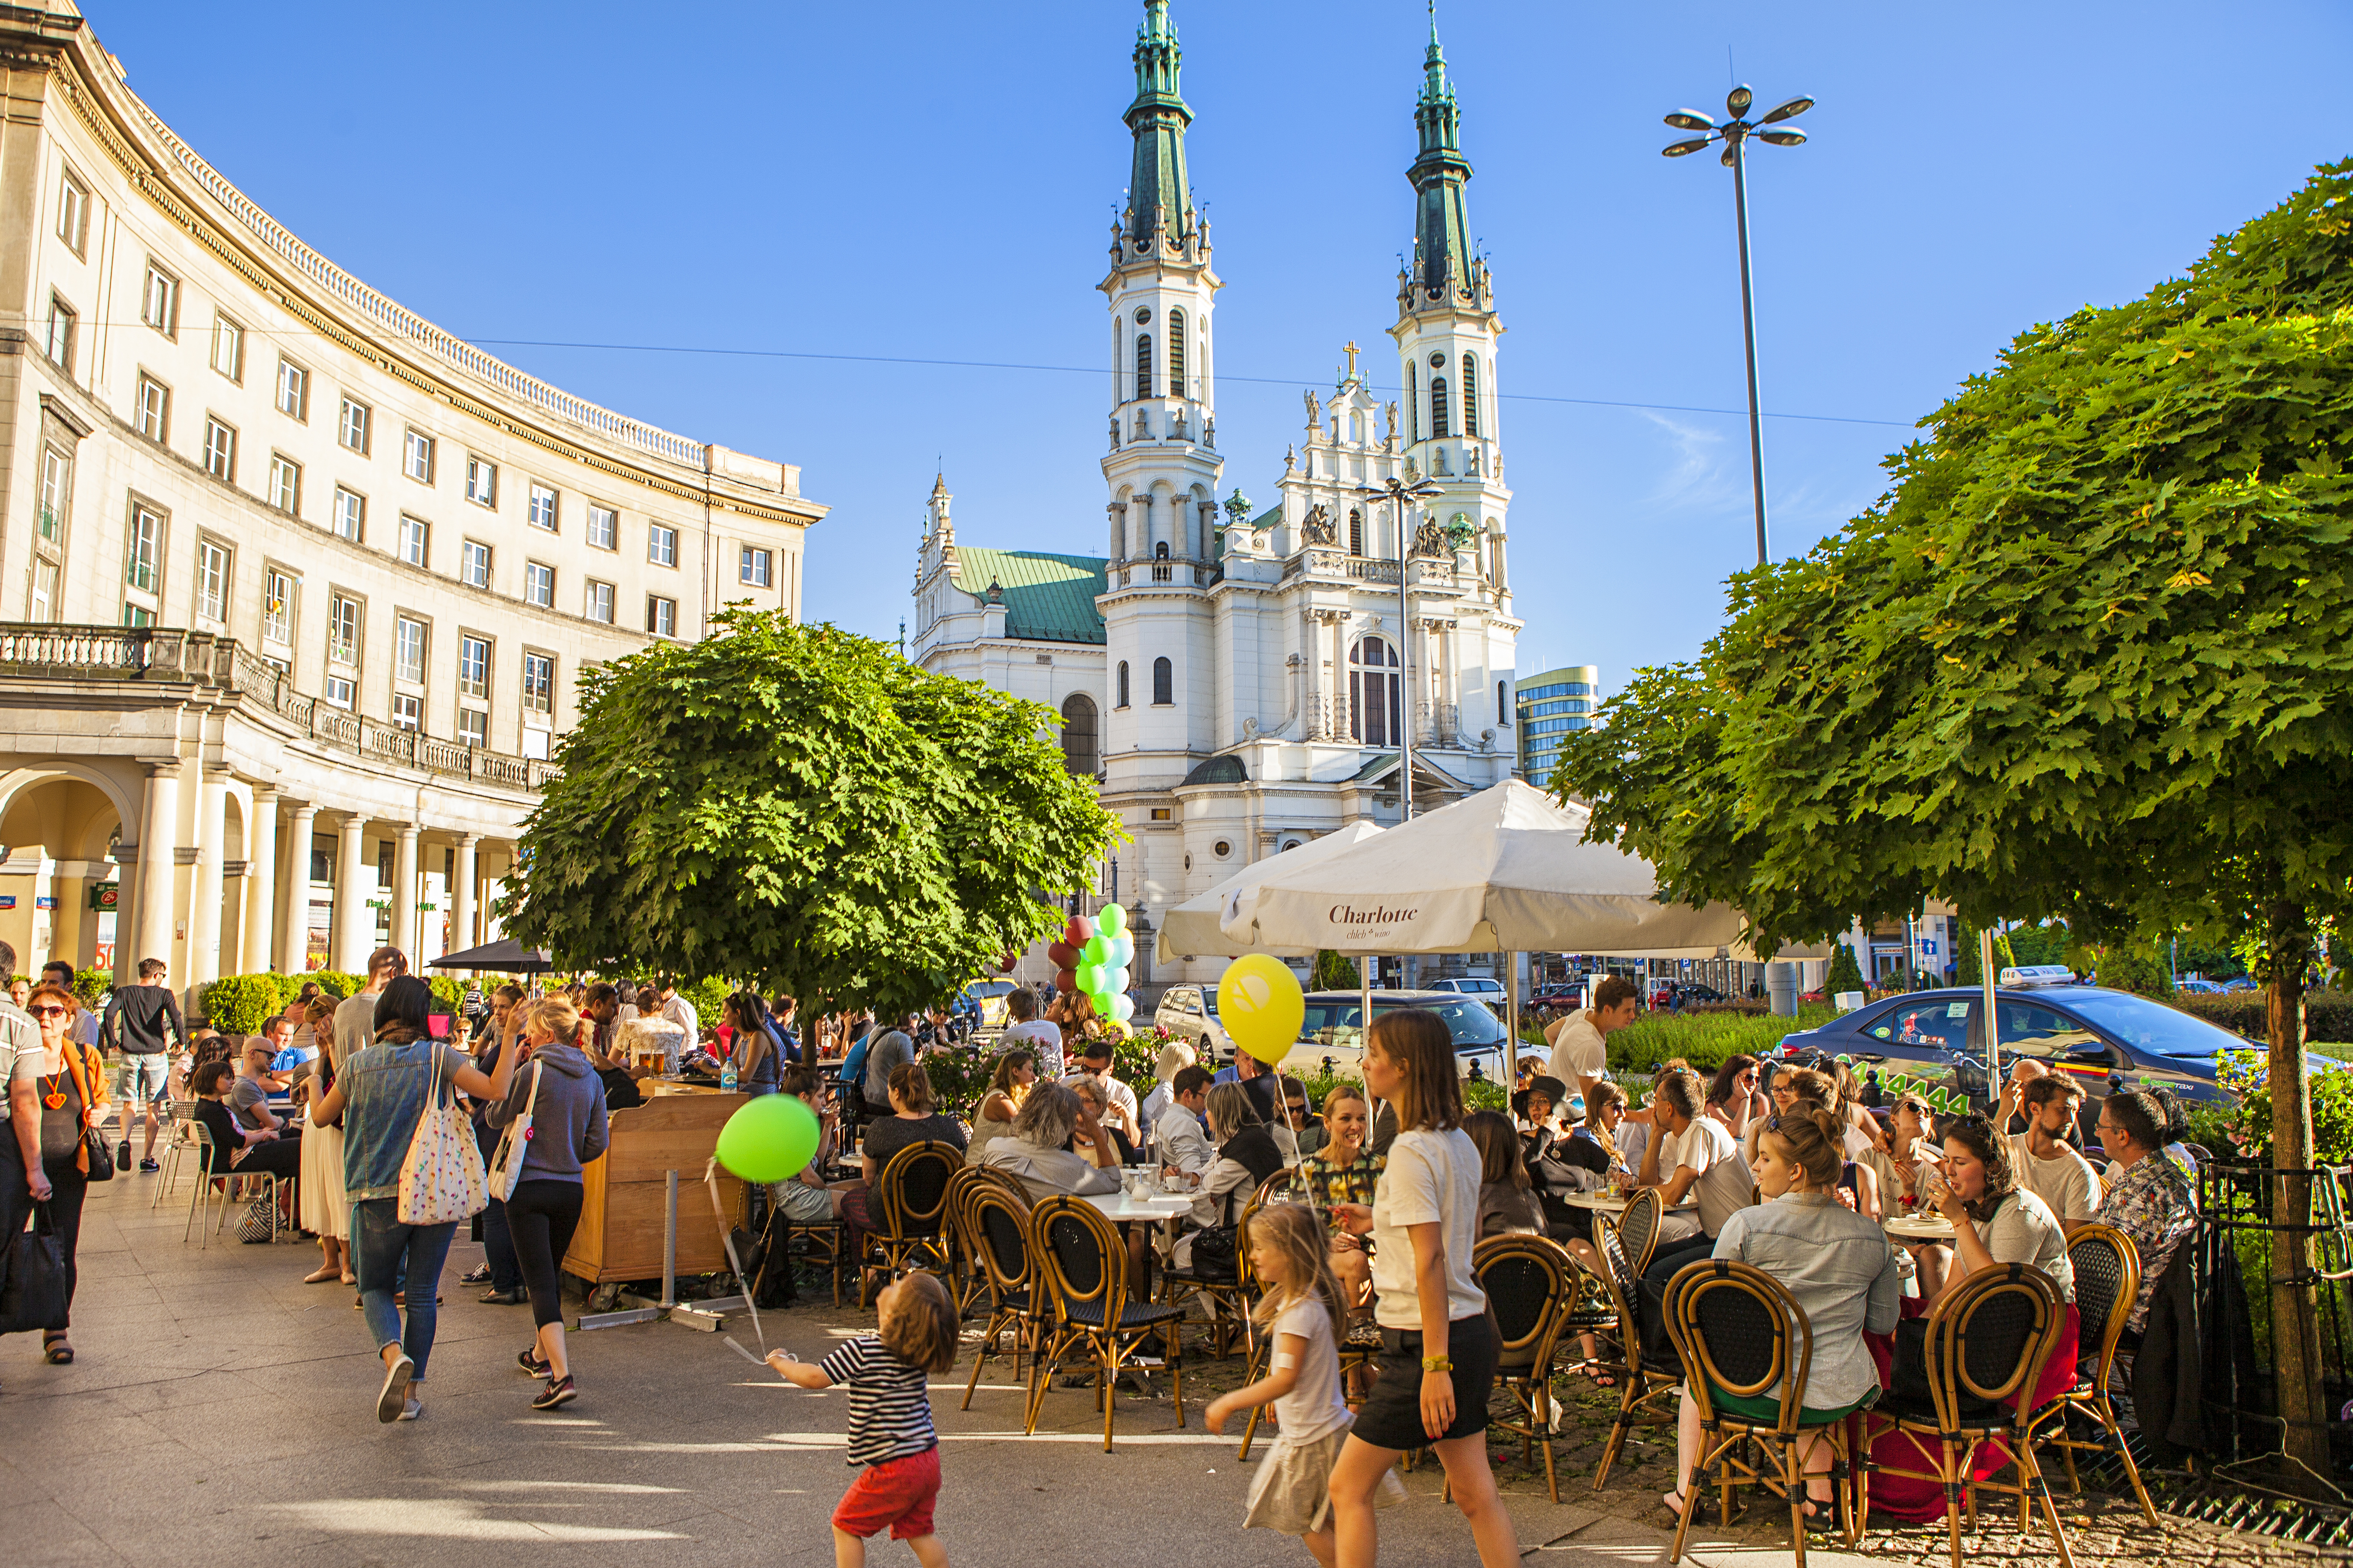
[150,1099,201,1209]
[1160,1177,1272,1360]
[1475,1232,1580,1502]
[1230,1192,1380,1461]
[859,1139,962,1307]
[1664,1258,1861,1567]
[2027,1225,2157,1523]
[1860,1263,2074,1568]
[1590,1213,1686,1490]
[181,1121,291,1248]
[1027,1195,1187,1450]
[960,1181,1049,1412]
[1616,1186,1666,1277]
[939,1165,997,1317]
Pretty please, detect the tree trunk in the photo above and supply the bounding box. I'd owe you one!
[2265,900,2328,1473]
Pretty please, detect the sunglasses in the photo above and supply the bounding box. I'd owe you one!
[29,1006,67,1019]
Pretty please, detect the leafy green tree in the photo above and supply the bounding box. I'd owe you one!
[1312,950,1361,991]
[501,609,1120,1024]
[1557,160,2353,1468]
[1823,942,1867,997]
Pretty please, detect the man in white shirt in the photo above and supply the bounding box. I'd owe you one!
[1636,1068,1753,1347]
[658,981,699,1073]
[997,988,1063,1079]
[1150,1065,1214,1177]
[1545,974,1639,1109]
[2008,1075,2100,1230]
[1063,1036,1139,1130]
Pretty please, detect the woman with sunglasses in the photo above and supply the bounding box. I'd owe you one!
[12,984,109,1366]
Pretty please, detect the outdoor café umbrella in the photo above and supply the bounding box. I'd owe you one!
[1153,818,1385,966]
[426,937,555,974]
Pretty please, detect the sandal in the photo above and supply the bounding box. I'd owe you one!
[1589,1369,1619,1389]
[303,1265,341,1284]
[42,1334,72,1365]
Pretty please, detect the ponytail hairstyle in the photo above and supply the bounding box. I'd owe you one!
[1762,1105,1844,1191]
[527,994,586,1048]
[1245,1199,1347,1344]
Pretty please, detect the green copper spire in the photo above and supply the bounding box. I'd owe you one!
[1122,0,1195,252]
[1408,2,1476,304]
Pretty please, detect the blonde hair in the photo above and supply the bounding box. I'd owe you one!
[1371,1009,1462,1132]
[878,1271,960,1374]
[526,995,586,1047]
[1762,1105,1844,1190]
[1245,1201,1346,1344]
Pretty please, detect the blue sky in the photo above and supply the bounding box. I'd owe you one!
[86,0,2352,692]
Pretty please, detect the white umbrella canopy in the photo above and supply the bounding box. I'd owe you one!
[1218,779,1746,956]
[1154,818,1386,965]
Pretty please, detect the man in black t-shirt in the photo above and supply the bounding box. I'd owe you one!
[100,957,186,1172]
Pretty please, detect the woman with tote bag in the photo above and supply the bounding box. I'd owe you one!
[310,976,515,1424]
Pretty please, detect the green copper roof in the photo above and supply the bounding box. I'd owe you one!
[1123,0,1195,251]
[1409,5,1476,304]
[950,548,1109,645]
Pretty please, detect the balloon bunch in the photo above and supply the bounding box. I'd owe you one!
[1045,904,1137,1024]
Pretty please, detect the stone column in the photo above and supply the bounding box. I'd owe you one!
[333,814,370,973]
[243,785,278,974]
[277,803,315,974]
[1334,612,1353,741]
[393,823,420,958]
[187,769,229,985]
[1302,612,1322,739]
[453,834,479,955]
[130,760,182,982]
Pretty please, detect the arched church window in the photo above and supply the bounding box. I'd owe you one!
[1155,541,1170,560]
[1406,362,1419,443]
[1430,376,1450,441]
[1348,636,1402,749]
[1497,679,1509,728]
[1461,353,1479,440]
[1061,693,1099,776]
[1168,309,1186,398]
[1117,660,1131,709]
[1135,334,1153,405]
[1151,656,1174,706]
[1348,509,1364,556]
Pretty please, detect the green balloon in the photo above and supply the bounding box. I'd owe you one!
[1098,903,1127,937]
[1082,935,1110,966]
[1076,962,1106,994]
[714,1093,821,1184]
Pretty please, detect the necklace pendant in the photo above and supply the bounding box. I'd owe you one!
[43,1092,67,1110]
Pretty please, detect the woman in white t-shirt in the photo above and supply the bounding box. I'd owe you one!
[1326,1009,1517,1568]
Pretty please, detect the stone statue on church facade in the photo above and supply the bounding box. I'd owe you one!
[1302,503,1337,545]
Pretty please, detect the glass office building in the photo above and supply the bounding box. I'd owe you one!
[1515,664,1601,784]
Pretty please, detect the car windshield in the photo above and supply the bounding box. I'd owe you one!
[2060,991,2247,1058]
[966,981,1013,998]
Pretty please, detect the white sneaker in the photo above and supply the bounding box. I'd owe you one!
[376,1352,415,1423]
[397,1399,423,1421]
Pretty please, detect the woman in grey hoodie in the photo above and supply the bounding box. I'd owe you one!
[486,994,610,1411]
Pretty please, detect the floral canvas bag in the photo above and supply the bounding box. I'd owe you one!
[397,1044,489,1225]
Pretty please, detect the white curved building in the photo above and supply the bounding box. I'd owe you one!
[0,4,824,988]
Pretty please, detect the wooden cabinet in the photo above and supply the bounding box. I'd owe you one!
[562,1089,747,1284]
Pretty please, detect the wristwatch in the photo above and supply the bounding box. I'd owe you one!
[1421,1355,1453,1373]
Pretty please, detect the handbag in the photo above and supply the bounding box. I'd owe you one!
[1189,1184,1241,1284]
[396,1044,489,1226]
[0,1201,69,1334]
[485,1061,543,1202]
[237,1192,276,1243]
[63,1042,111,1183]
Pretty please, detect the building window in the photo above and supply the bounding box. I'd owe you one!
[339,397,370,454]
[1134,333,1152,405]
[403,429,435,483]
[1167,309,1185,397]
[458,634,490,699]
[457,707,488,748]
[1348,509,1363,556]
[649,523,677,567]
[1060,693,1098,775]
[56,169,88,252]
[392,514,425,568]
[123,603,154,628]
[1151,655,1173,706]
[395,615,427,683]
[124,504,162,593]
[527,482,558,531]
[585,580,614,624]
[196,539,229,622]
[391,693,422,732]
[44,295,75,371]
[1429,376,1450,441]
[523,561,554,607]
[461,539,491,589]
[268,454,302,515]
[38,447,69,543]
[1407,361,1419,444]
[1461,354,1480,440]
[587,503,616,550]
[276,357,309,420]
[647,595,676,637]
[211,316,244,382]
[203,417,237,482]
[323,674,353,709]
[740,546,771,587]
[141,263,178,336]
[327,487,365,543]
[264,569,295,645]
[328,594,361,669]
[30,561,58,623]
[135,376,169,443]
[1116,660,1130,709]
[522,651,554,715]
[1348,636,1401,748]
[1497,679,1509,728]
[465,456,497,508]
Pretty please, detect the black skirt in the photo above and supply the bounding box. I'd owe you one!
[1348,1310,1499,1451]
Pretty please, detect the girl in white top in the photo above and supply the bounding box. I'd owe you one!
[1205,1202,1404,1558]
[1327,1009,1517,1568]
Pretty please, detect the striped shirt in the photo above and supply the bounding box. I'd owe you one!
[818,1336,936,1466]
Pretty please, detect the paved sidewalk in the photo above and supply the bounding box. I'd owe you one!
[0,1175,2305,1568]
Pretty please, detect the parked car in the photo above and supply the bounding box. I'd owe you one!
[1271,990,1512,1084]
[1529,983,1582,1009]
[1770,985,2246,1110]
[1426,976,1507,1001]
[2223,976,2258,993]
[1153,982,1233,1062]
[2175,977,2228,995]
[960,979,1016,1030]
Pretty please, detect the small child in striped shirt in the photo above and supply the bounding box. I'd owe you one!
[768,1271,959,1568]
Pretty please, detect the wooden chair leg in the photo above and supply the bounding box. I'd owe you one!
[2021,1447,2077,1568]
[1942,1441,1965,1568]
[1537,1384,1559,1504]
[2098,1395,2160,1524]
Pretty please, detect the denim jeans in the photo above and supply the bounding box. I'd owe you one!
[352,1197,457,1382]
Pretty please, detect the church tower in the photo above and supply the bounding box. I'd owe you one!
[1099,0,1224,790]
[1392,11,1512,617]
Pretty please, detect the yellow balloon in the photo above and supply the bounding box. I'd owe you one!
[1219,953,1306,1065]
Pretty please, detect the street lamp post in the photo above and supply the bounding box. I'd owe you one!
[1357,476,1443,822]
[1661,85,1812,567]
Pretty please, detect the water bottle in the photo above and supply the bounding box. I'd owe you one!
[720,1056,738,1094]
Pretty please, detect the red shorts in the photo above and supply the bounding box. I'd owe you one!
[832,1447,940,1540]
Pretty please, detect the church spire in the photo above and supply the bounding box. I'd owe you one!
[1408,2,1477,305]
[1122,0,1195,253]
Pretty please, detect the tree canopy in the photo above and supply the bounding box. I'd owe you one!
[501,609,1120,1021]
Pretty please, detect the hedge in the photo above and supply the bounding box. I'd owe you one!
[2171,992,2353,1045]
[1606,1004,1843,1077]
[199,975,290,1034]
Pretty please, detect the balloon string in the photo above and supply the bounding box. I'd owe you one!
[707,1157,767,1356]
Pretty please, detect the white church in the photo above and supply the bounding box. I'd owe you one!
[912,0,1522,989]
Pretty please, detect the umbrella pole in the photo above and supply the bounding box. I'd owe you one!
[1360,957,1374,1073]
[1507,951,1519,1074]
